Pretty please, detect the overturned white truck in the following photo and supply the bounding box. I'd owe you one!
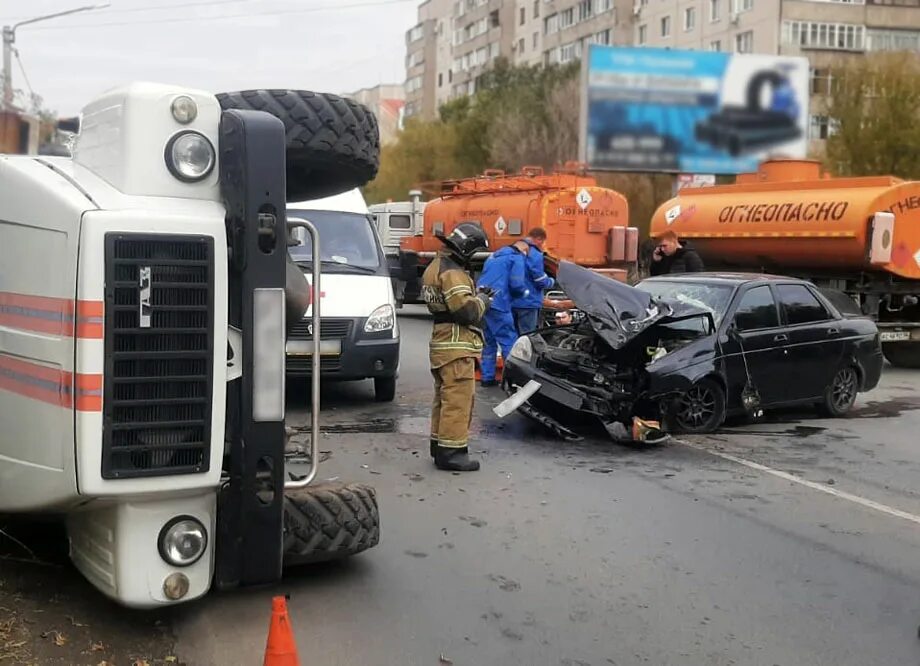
[0,83,381,608]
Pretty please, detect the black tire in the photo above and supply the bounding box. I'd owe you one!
[374,376,397,402]
[671,378,727,434]
[817,366,859,417]
[882,342,920,369]
[283,482,380,567]
[216,90,380,202]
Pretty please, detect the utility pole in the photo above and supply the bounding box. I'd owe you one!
[2,4,109,111]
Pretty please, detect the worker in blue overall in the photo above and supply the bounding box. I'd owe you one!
[512,228,555,335]
[476,239,529,387]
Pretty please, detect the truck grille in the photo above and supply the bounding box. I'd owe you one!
[102,234,215,479]
[286,357,343,374]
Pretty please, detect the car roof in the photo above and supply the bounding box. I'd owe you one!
[641,272,808,286]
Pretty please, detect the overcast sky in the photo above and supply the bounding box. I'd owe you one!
[1,0,418,116]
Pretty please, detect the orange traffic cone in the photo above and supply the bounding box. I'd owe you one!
[264,596,301,666]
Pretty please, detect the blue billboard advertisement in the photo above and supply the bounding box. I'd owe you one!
[580,45,810,174]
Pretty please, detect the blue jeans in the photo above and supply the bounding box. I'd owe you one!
[481,310,518,382]
[513,308,540,335]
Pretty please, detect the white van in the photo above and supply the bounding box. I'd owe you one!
[286,189,399,401]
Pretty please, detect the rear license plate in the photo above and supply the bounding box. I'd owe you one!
[286,339,342,356]
[880,331,911,342]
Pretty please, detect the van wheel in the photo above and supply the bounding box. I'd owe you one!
[216,90,380,202]
[374,376,396,402]
[283,482,380,567]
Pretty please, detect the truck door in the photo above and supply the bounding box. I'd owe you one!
[774,283,844,401]
[725,285,789,407]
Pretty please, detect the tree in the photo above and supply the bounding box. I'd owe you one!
[825,52,920,178]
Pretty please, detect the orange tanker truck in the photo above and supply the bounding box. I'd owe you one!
[651,158,920,368]
[392,164,637,304]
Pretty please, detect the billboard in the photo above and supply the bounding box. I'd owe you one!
[580,45,810,175]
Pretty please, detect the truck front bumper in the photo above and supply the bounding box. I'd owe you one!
[286,317,399,380]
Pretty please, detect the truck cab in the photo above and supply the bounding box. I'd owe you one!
[369,190,425,305]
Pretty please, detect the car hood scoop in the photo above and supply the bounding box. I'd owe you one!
[556,261,708,350]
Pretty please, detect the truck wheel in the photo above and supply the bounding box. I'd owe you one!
[216,90,380,202]
[374,376,397,402]
[882,342,920,369]
[283,482,380,567]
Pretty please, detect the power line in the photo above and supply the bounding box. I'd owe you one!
[18,0,415,31]
[13,48,35,102]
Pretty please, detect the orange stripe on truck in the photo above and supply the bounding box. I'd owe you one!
[0,292,104,338]
[0,354,102,411]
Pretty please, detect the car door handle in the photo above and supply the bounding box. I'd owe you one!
[827,328,839,336]
[773,334,788,342]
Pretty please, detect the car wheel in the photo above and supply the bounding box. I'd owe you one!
[818,366,859,417]
[374,376,396,402]
[672,378,727,434]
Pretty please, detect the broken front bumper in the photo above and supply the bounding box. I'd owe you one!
[502,358,612,417]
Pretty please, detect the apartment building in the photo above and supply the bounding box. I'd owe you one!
[346,84,406,145]
[406,0,920,143]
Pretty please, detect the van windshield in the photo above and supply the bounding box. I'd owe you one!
[288,209,382,273]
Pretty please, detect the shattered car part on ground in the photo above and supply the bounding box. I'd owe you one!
[497,262,884,440]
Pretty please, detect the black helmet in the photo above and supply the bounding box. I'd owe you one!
[437,222,489,262]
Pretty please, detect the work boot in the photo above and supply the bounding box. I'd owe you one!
[430,438,437,458]
[434,445,481,472]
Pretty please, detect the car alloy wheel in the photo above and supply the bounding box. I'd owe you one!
[830,367,858,412]
[673,378,726,434]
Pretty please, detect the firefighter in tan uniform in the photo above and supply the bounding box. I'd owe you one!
[422,223,492,472]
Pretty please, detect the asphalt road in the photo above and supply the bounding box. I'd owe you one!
[174,307,920,666]
[4,307,920,665]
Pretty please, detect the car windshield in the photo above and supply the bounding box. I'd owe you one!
[288,209,381,272]
[637,280,735,324]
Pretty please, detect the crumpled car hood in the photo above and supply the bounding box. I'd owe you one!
[556,261,709,350]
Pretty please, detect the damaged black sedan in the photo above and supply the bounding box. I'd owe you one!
[499,262,884,440]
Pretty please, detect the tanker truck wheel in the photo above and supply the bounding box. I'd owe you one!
[216,90,380,202]
[282,481,380,567]
[882,342,920,369]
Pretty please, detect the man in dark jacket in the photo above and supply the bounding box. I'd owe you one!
[649,230,705,275]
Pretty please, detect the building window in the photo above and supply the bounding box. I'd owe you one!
[598,0,613,12]
[577,0,594,22]
[520,6,526,25]
[534,1,539,19]
[490,41,500,58]
[545,13,559,34]
[709,40,722,51]
[490,9,500,28]
[533,31,539,48]
[809,114,839,140]
[408,24,424,42]
[518,37,525,53]
[867,28,920,51]
[448,69,453,83]
[735,30,753,53]
[733,0,753,12]
[684,7,696,31]
[560,7,575,29]
[638,24,648,44]
[710,0,720,22]
[810,67,834,94]
[590,29,611,45]
[438,73,443,87]
[406,75,423,93]
[782,21,866,51]
[661,15,671,38]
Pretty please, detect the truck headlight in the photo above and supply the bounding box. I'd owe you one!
[365,304,395,333]
[510,336,533,363]
[165,130,215,182]
[158,516,207,567]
